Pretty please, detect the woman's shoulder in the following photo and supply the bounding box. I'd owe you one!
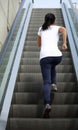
[50,25,61,31]
[52,25,61,28]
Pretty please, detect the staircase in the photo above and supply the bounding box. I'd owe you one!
[6,9,78,130]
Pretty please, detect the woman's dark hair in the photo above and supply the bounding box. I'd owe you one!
[42,13,56,31]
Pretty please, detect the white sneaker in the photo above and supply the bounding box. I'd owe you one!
[45,104,51,110]
[51,84,57,92]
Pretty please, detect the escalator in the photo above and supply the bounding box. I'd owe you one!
[6,8,78,130]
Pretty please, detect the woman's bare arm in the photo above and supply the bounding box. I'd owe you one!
[59,27,67,51]
[37,36,41,47]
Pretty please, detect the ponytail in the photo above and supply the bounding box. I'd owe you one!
[42,22,49,30]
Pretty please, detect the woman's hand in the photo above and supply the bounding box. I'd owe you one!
[61,43,68,51]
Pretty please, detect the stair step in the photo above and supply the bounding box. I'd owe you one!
[15,82,77,92]
[30,16,63,21]
[19,65,74,73]
[20,57,73,65]
[7,118,78,130]
[12,92,41,104]
[32,9,62,12]
[29,21,64,26]
[10,104,78,118]
[29,23,64,27]
[30,18,63,21]
[12,92,78,104]
[18,73,75,82]
[22,52,71,58]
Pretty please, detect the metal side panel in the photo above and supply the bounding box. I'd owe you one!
[0,2,33,130]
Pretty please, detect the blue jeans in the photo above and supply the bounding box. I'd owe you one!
[40,56,62,104]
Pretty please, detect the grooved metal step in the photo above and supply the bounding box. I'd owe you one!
[7,118,78,130]
[12,92,78,104]
[21,57,73,65]
[18,73,75,82]
[10,104,78,118]
[15,82,77,93]
[19,65,74,73]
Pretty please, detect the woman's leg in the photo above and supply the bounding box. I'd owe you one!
[51,56,62,85]
[51,65,56,84]
[40,58,51,105]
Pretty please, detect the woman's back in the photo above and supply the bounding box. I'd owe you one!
[38,25,62,59]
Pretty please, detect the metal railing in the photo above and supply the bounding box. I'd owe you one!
[61,0,78,83]
[0,0,33,130]
[61,0,78,37]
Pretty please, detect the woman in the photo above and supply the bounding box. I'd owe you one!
[37,13,67,117]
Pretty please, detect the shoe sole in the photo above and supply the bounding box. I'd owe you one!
[51,89,57,92]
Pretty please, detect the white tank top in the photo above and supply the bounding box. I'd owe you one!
[38,25,62,60]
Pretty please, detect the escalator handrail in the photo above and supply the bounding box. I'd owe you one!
[61,3,78,83]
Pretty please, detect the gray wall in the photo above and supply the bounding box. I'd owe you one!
[0,0,21,51]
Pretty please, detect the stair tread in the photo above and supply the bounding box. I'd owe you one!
[7,118,78,130]
[10,104,78,118]
[21,57,72,65]
[19,64,74,73]
[15,82,77,92]
[12,92,78,104]
[18,73,75,82]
